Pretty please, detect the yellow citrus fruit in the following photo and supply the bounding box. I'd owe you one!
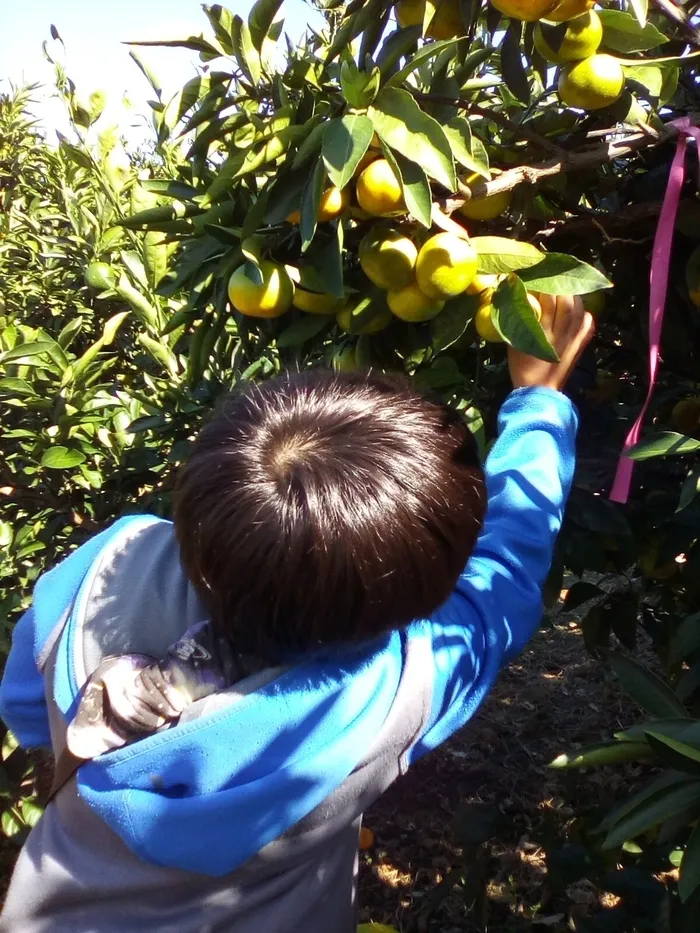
[489,0,562,22]
[357,925,400,933]
[359,227,418,290]
[474,303,504,342]
[292,286,345,315]
[387,281,445,322]
[287,186,349,224]
[547,0,595,21]
[356,159,405,217]
[354,148,381,177]
[318,186,350,222]
[415,232,478,299]
[685,245,700,307]
[465,273,500,296]
[534,11,602,64]
[459,173,512,221]
[671,398,700,435]
[359,826,375,851]
[395,0,464,38]
[228,260,294,318]
[558,54,625,111]
[337,305,393,335]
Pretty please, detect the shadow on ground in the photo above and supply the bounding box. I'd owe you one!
[358,614,648,933]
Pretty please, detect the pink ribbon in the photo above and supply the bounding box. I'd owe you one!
[609,118,700,504]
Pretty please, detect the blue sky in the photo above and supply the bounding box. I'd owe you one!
[0,1,317,138]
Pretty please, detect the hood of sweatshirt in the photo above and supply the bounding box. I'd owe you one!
[39,516,404,877]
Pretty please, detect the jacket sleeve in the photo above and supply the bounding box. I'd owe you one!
[409,386,578,762]
[0,606,51,749]
[0,516,158,751]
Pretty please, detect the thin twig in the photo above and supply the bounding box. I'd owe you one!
[533,201,664,241]
[651,0,700,48]
[412,91,565,157]
[441,114,699,209]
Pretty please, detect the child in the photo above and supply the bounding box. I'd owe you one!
[0,295,593,933]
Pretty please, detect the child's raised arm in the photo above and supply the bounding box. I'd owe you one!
[411,296,594,760]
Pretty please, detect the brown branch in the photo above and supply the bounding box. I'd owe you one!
[650,0,700,48]
[413,91,565,156]
[441,114,699,210]
[534,201,664,241]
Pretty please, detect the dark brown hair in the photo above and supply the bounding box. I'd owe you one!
[174,369,486,661]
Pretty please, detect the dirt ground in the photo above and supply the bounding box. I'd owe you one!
[357,612,644,933]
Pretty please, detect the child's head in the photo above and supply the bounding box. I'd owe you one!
[174,369,486,661]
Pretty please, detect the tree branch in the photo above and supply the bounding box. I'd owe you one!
[534,201,664,241]
[650,0,700,47]
[413,91,565,156]
[441,114,700,211]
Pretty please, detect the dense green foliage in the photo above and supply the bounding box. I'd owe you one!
[4,1,700,927]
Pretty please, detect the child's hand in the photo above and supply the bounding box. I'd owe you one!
[508,294,595,391]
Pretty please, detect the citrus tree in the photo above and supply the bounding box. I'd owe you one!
[4,0,700,926]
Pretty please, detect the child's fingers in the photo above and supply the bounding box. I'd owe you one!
[557,309,595,377]
[538,293,557,341]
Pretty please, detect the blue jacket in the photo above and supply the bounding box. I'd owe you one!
[0,387,577,883]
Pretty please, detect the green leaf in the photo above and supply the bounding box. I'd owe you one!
[627,432,700,461]
[127,35,223,57]
[325,0,386,63]
[443,118,490,178]
[57,317,84,350]
[0,377,34,396]
[129,50,163,99]
[40,447,87,469]
[627,0,648,28]
[501,20,530,104]
[519,253,613,295]
[369,87,456,191]
[430,292,480,353]
[550,741,650,769]
[603,780,700,849]
[0,341,60,365]
[203,4,235,54]
[376,24,422,78]
[599,10,667,53]
[277,314,331,348]
[248,0,284,52]
[492,274,559,362]
[680,823,700,903]
[382,145,432,228]
[1,809,24,838]
[645,731,700,773]
[322,114,373,191]
[308,225,345,299]
[625,63,664,99]
[292,121,327,170]
[386,37,463,88]
[300,157,326,253]
[340,60,381,109]
[472,237,543,274]
[668,613,700,666]
[617,719,700,745]
[606,650,688,719]
[139,179,200,200]
[677,466,700,513]
[231,14,262,85]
